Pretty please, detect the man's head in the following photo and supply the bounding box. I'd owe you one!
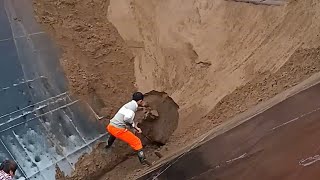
[0,160,17,177]
[132,92,144,106]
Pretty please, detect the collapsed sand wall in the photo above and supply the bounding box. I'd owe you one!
[32,0,320,179]
[107,0,320,146]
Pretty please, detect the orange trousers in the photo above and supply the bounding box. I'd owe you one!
[106,124,143,151]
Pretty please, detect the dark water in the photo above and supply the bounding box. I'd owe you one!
[0,0,107,179]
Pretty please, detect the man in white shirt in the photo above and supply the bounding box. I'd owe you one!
[105,92,149,165]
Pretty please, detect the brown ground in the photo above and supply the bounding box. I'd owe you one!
[32,0,320,179]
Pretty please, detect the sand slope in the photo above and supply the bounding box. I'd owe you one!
[32,0,320,179]
[108,0,320,145]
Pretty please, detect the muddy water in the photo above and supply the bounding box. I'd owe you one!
[139,82,320,180]
[0,0,106,179]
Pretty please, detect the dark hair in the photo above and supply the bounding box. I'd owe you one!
[132,92,144,102]
[0,160,17,174]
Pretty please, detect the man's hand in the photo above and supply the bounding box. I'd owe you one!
[135,127,142,134]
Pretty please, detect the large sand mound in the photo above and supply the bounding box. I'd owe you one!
[107,0,320,151]
[32,0,320,179]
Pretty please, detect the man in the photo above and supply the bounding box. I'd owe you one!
[0,160,17,180]
[105,92,149,165]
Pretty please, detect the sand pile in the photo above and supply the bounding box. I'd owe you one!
[32,0,136,117]
[32,0,320,179]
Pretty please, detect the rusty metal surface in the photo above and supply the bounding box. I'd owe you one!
[140,82,320,180]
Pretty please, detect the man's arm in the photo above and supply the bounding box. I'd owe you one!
[123,109,142,133]
[124,110,142,133]
[122,108,134,124]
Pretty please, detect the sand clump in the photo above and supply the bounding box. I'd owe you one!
[136,91,179,145]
